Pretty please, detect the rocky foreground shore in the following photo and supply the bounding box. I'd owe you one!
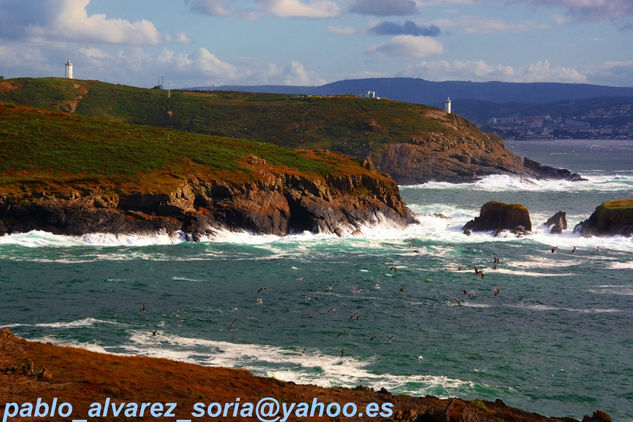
[0,329,611,422]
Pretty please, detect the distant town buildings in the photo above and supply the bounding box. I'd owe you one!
[479,103,633,139]
[65,60,73,79]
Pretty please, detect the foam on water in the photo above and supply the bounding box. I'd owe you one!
[3,317,121,329]
[58,330,482,397]
[401,174,633,193]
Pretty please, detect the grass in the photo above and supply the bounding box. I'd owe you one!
[0,77,470,160]
[0,103,386,196]
[602,199,633,209]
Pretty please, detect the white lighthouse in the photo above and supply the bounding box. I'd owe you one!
[65,60,73,79]
[444,97,452,114]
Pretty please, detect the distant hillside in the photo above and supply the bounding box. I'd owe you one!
[201,77,633,139]
[203,77,633,107]
[0,77,579,183]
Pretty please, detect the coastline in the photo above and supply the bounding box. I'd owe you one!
[0,329,610,422]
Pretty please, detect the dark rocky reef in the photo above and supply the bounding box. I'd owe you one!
[574,200,633,237]
[0,172,415,239]
[545,211,568,234]
[463,201,532,235]
[522,158,584,182]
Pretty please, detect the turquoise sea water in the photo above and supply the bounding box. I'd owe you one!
[2,139,633,420]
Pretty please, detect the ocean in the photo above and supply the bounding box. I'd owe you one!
[2,139,633,420]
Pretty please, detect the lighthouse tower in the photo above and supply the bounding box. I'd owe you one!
[444,97,452,114]
[65,60,73,79]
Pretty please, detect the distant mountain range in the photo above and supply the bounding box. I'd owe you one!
[192,78,633,139]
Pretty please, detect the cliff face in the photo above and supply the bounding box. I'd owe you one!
[374,111,582,184]
[0,171,413,239]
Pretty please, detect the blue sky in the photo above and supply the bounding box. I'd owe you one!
[1,0,632,88]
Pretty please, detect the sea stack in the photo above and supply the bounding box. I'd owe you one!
[574,199,633,237]
[463,201,532,235]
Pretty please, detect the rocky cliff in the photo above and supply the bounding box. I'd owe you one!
[0,171,413,239]
[0,104,413,238]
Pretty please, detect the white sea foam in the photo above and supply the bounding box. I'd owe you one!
[2,317,122,329]
[506,303,620,313]
[587,285,633,296]
[490,268,577,277]
[401,174,633,193]
[608,262,633,270]
[34,330,478,397]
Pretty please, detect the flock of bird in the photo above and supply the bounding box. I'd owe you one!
[142,240,596,356]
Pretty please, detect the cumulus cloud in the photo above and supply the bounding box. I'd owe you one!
[0,0,164,45]
[408,59,588,83]
[328,26,358,35]
[190,0,342,19]
[281,61,325,85]
[257,0,341,18]
[349,0,417,16]
[369,20,440,36]
[0,0,171,45]
[367,35,444,58]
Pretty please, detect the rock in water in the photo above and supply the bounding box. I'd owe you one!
[523,158,584,181]
[545,211,567,234]
[463,201,532,234]
[574,199,633,237]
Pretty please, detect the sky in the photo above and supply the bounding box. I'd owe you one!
[0,0,632,88]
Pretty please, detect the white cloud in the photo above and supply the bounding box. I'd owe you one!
[79,47,110,59]
[187,0,341,19]
[0,0,163,45]
[282,61,325,85]
[258,0,341,18]
[408,59,588,83]
[367,35,444,59]
[39,0,161,45]
[327,25,358,35]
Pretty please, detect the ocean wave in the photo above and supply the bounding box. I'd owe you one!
[400,174,633,193]
[506,304,620,314]
[587,285,633,296]
[29,331,484,398]
[2,317,122,329]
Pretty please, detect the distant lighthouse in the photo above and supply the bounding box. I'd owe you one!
[65,60,73,79]
[444,97,452,114]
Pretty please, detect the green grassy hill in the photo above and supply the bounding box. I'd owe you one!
[0,102,385,196]
[0,77,530,183]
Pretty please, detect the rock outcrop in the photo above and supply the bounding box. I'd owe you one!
[522,158,584,182]
[376,140,583,184]
[574,199,633,237]
[545,211,567,234]
[463,201,532,234]
[0,172,415,239]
